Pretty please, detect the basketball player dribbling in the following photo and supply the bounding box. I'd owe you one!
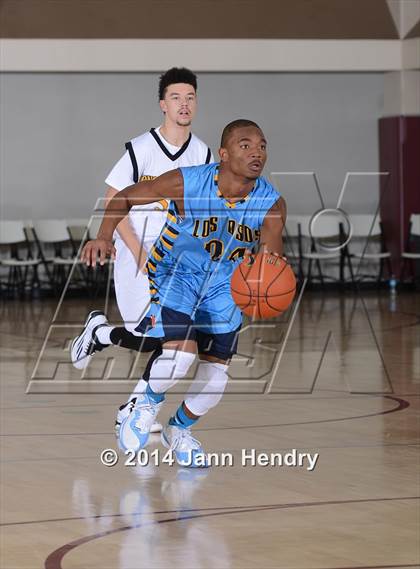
[71,68,213,433]
[81,119,287,467]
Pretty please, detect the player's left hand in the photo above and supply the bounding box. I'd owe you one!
[81,239,116,266]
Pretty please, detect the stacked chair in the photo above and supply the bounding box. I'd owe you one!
[285,213,355,287]
[401,213,420,283]
[284,212,395,288]
[1,211,415,297]
[347,214,391,283]
[0,217,114,297]
[31,219,89,294]
[0,221,41,297]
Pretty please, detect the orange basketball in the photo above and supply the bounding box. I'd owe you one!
[230,253,296,318]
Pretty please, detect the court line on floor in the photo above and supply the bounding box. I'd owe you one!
[195,396,410,432]
[42,496,419,569]
[0,395,409,437]
[1,495,416,529]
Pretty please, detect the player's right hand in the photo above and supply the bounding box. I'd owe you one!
[81,239,116,266]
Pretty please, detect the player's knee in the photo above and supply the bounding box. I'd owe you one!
[148,349,196,394]
[164,349,196,379]
[124,321,138,335]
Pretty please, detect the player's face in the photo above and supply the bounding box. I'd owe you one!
[220,127,267,179]
[160,83,197,127]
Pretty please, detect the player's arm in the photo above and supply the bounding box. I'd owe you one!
[105,186,148,269]
[81,169,184,266]
[103,150,149,268]
[259,197,287,257]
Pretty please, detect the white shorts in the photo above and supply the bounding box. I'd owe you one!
[113,239,152,335]
[113,208,167,334]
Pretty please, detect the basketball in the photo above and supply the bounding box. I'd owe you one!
[230,252,296,318]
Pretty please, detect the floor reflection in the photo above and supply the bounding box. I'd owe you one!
[71,459,231,569]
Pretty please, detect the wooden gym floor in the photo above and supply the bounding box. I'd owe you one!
[0,289,419,569]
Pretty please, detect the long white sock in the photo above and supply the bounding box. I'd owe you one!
[128,378,148,401]
[95,325,115,345]
[185,360,229,416]
[148,349,196,394]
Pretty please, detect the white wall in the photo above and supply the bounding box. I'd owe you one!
[0,72,384,220]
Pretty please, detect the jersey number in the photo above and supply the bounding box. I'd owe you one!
[204,242,247,263]
[204,239,224,261]
[228,247,247,262]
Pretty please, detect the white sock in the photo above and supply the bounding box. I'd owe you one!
[95,325,115,345]
[129,378,148,401]
[185,361,229,416]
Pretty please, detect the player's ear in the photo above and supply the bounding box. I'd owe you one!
[159,99,167,114]
[219,147,228,162]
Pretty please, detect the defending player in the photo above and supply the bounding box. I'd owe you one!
[81,120,286,467]
[71,68,213,432]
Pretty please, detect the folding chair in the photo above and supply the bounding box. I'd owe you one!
[401,214,420,283]
[32,219,88,294]
[67,222,89,251]
[349,215,391,284]
[284,215,308,282]
[0,221,41,297]
[298,212,354,287]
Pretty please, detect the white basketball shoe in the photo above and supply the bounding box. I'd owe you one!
[119,393,164,452]
[161,423,209,468]
[71,310,108,370]
[115,379,163,436]
[115,397,163,436]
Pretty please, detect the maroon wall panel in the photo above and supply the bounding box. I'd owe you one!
[379,116,420,277]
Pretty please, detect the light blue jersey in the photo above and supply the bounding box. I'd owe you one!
[138,163,280,340]
[148,163,279,279]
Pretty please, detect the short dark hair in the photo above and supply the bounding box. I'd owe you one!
[158,67,197,100]
[220,119,261,147]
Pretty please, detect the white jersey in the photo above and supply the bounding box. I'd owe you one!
[105,126,213,332]
[105,126,213,248]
